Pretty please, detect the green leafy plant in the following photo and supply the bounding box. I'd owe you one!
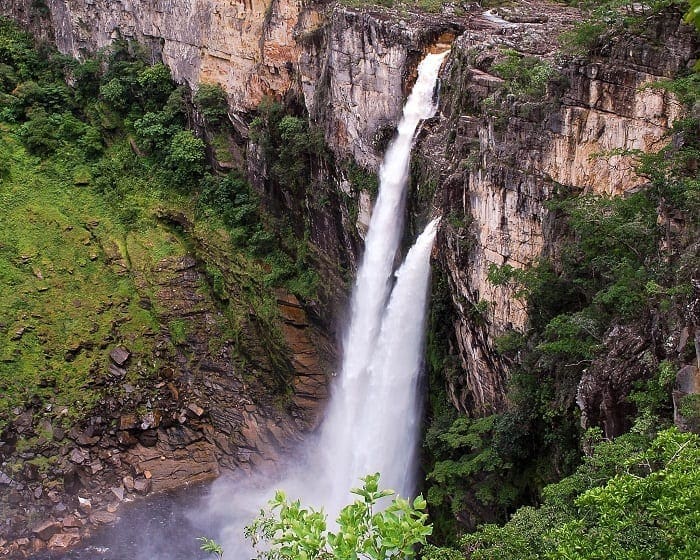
[194,82,229,126]
[491,49,554,99]
[245,473,432,560]
[198,536,224,559]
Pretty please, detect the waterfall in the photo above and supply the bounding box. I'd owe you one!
[208,50,447,555]
[347,217,441,497]
[312,51,447,512]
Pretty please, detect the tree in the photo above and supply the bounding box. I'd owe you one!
[245,473,432,560]
[167,129,205,186]
[194,82,229,125]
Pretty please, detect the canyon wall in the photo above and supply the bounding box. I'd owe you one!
[3,0,696,441]
[1,1,698,553]
[417,5,696,414]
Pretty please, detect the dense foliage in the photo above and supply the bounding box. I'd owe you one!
[245,474,432,560]
[0,17,316,433]
[430,428,700,559]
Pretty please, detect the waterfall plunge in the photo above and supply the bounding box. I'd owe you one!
[313,52,447,512]
[208,51,447,555]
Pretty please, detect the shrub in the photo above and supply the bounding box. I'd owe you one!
[194,82,229,125]
[245,473,432,560]
[492,49,554,98]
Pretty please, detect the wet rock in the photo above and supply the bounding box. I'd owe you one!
[89,511,117,525]
[109,346,130,366]
[31,519,61,541]
[110,486,124,501]
[122,475,134,492]
[62,515,82,529]
[48,531,80,549]
[133,477,151,495]
[77,497,92,514]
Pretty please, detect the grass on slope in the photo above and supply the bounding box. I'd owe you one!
[0,128,188,430]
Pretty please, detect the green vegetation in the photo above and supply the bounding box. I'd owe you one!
[250,99,325,197]
[491,49,554,99]
[560,0,690,55]
[338,0,459,13]
[198,536,224,559]
[432,428,700,559]
[194,82,229,126]
[0,17,317,434]
[245,473,432,560]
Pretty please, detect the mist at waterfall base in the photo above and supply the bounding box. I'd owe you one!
[33,50,447,560]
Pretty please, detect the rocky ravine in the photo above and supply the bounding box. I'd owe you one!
[0,214,333,557]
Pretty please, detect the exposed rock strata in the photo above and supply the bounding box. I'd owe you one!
[417,5,697,414]
[0,226,332,556]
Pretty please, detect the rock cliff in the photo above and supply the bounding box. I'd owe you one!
[415,4,697,414]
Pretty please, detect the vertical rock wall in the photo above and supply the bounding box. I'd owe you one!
[420,7,697,414]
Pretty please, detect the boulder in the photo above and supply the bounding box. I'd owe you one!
[89,511,117,525]
[122,475,135,492]
[110,486,124,501]
[31,520,61,541]
[109,346,130,365]
[77,496,91,514]
[69,448,86,464]
[133,477,151,495]
[62,515,82,529]
[47,531,80,549]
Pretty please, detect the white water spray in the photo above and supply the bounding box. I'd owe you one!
[348,217,441,497]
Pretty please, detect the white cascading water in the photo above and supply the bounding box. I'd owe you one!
[346,217,441,497]
[206,51,448,556]
[311,51,448,512]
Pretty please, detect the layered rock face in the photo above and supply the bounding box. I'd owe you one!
[1,0,697,553]
[418,5,697,414]
[300,7,459,169]
[4,0,313,111]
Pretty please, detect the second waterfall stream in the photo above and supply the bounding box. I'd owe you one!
[209,49,448,554]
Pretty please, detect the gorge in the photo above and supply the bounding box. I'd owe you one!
[0,1,698,558]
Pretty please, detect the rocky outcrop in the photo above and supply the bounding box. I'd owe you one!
[417,3,697,414]
[0,218,333,556]
[300,7,461,169]
[3,0,318,112]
